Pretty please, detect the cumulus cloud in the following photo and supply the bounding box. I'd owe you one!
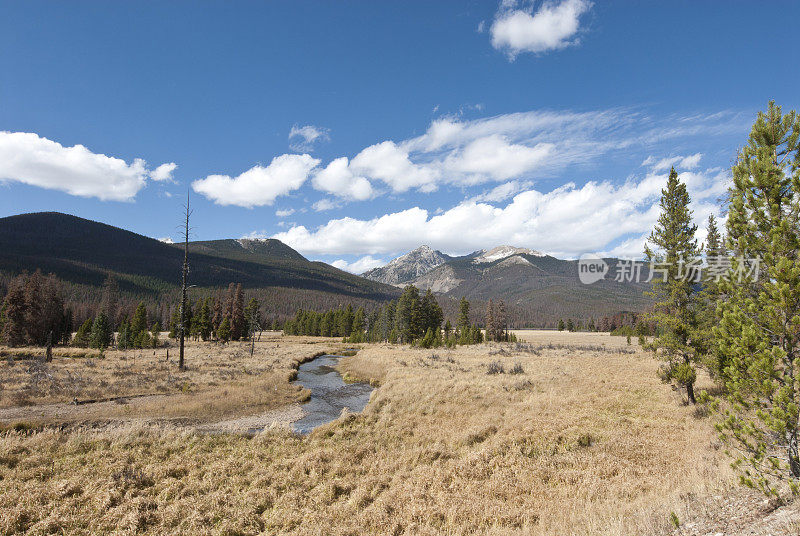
[0,131,171,201]
[641,153,703,172]
[350,141,439,193]
[149,162,178,182]
[273,168,730,260]
[289,124,330,152]
[331,255,386,274]
[192,154,320,207]
[491,0,592,58]
[312,157,374,200]
[275,208,295,218]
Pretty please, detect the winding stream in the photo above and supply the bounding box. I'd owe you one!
[291,354,374,434]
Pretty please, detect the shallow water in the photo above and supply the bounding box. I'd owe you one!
[291,355,374,434]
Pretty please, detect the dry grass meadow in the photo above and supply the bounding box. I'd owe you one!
[0,330,797,534]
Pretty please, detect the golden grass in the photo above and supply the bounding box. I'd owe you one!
[0,336,347,423]
[0,333,741,535]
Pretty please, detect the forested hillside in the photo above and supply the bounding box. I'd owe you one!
[0,212,399,301]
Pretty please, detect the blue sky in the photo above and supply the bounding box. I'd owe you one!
[1,1,797,271]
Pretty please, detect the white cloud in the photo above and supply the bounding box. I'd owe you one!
[157,237,175,244]
[312,157,374,200]
[275,208,295,218]
[641,153,703,172]
[491,0,592,58]
[149,162,177,182]
[441,136,554,183]
[469,180,534,203]
[350,141,439,193]
[192,154,319,208]
[312,198,339,212]
[331,256,386,274]
[289,124,330,152]
[273,168,730,260]
[0,131,169,201]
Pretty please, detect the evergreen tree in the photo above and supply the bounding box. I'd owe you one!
[711,102,800,494]
[130,302,148,340]
[217,317,231,342]
[117,318,131,350]
[0,275,27,346]
[198,298,213,341]
[566,319,574,332]
[644,167,702,404]
[231,284,246,340]
[557,318,565,331]
[339,304,354,338]
[419,289,443,336]
[395,286,421,343]
[90,311,112,349]
[694,214,725,377]
[150,322,161,348]
[350,307,365,342]
[72,318,93,348]
[244,297,261,340]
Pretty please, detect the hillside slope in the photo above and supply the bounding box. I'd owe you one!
[0,212,399,300]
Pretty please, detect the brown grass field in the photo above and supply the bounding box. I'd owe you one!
[0,331,798,535]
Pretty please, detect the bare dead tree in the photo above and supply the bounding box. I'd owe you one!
[179,190,192,371]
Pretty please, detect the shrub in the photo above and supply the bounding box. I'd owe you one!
[486,361,504,375]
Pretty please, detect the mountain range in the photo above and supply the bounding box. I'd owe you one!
[0,212,651,326]
[363,245,652,325]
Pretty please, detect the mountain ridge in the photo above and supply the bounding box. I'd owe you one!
[0,212,399,301]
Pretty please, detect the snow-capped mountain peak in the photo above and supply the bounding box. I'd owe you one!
[473,245,543,264]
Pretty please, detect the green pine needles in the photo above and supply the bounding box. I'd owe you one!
[709,102,800,495]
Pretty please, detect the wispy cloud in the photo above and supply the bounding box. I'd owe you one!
[288,124,330,152]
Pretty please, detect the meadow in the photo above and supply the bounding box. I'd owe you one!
[0,332,796,534]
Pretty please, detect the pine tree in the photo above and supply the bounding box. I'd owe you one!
[90,312,112,349]
[72,318,93,348]
[496,300,508,341]
[198,298,213,341]
[231,284,246,340]
[150,322,161,348]
[217,317,231,343]
[395,286,421,343]
[0,275,27,346]
[566,319,574,332]
[695,214,725,377]
[557,318,565,331]
[350,307,365,342]
[130,302,148,340]
[644,167,702,404]
[244,297,260,340]
[711,102,800,494]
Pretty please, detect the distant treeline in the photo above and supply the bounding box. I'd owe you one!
[1,271,637,349]
[284,286,516,348]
